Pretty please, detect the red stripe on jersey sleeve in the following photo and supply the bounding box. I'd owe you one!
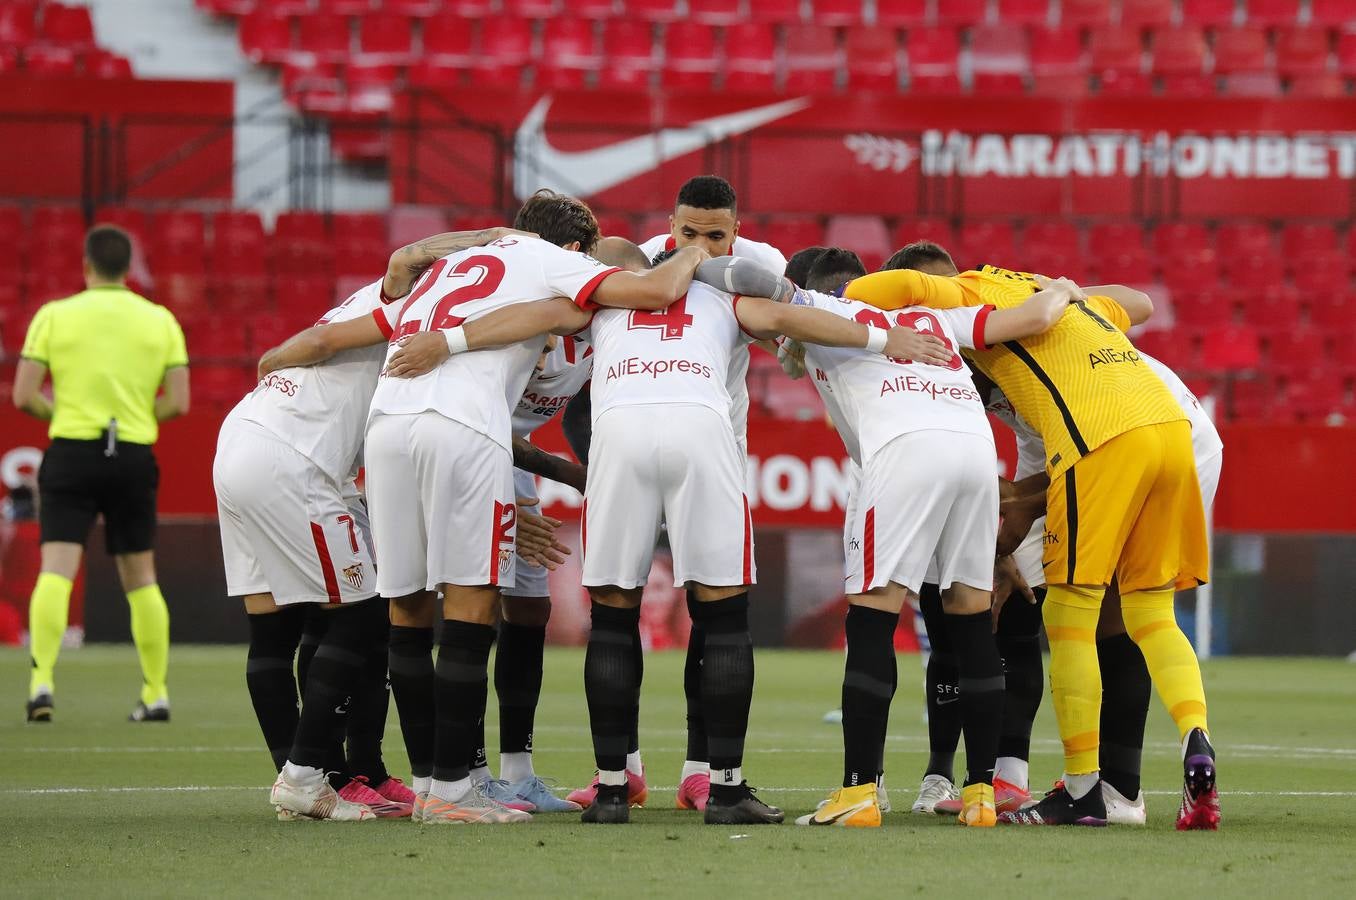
[972,304,996,351]
[371,307,394,339]
[730,293,762,340]
[573,267,624,311]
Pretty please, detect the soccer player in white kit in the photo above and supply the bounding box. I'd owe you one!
[215,227,513,821]
[362,192,708,825]
[782,277,1081,828]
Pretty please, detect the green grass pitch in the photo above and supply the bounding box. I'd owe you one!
[3,646,1354,897]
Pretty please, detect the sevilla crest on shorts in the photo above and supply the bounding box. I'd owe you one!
[343,563,366,588]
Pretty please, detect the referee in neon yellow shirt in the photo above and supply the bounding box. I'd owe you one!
[12,225,191,723]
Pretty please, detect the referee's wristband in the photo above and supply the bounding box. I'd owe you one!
[444,326,469,355]
[864,326,888,354]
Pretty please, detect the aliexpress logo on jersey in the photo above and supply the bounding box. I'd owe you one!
[880,374,981,403]
[605,357,713,381]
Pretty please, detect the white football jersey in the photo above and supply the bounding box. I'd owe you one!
[637,233,787,448]
[588,281,752,424]
[795,288,995,466]
[988,352,1222,479]
[511,334,594,439]
[369,236,619,451]
[228,280,390,485]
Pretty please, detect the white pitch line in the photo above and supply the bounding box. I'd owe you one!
[5,785,1356,798]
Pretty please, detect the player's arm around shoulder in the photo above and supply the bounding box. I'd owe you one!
[383,226,535,299]
[1080,284,1150,327]
[978,278,1084,344]
[589,245,708,311]
[258,314,387,379]
[842,268,972,311]
[384,297,590,379]
[733,294,953,366]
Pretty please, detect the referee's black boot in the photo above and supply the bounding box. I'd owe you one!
[129,699,170,723]
[705,782,784,825]
[580,783,630,824]
[25,691,53,723]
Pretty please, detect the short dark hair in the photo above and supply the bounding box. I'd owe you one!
[784,246,827,288]
[805,247,866,294]
[84,224,132,279]
[513,189,601,253]
[881,240,957,273]
[675,175,737,215]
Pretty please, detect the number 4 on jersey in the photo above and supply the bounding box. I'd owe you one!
[628,294,694,340]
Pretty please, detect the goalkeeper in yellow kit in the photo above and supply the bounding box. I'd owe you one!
[844,257,1219,830]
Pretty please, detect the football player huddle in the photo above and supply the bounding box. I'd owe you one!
[215,175,1220,832]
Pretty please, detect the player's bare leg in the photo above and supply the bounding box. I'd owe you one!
[497,594,579,812]
[580,586,644,824]
[416,584,528,824]
[939,583,1003,827]
[692,582,783,825]
[1095,583,1151,825]
[798,583,903,828]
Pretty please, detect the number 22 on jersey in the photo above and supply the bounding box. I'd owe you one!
[391,254,507,341]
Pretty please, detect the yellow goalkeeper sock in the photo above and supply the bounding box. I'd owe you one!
[1043,584,1105,776]
[1121,587,1208,739]
[28,573,73,697]
[127,584,170,706]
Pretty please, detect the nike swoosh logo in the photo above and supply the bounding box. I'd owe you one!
[811,799,873,826]
[936,696,961,706]
[513,96,813,201]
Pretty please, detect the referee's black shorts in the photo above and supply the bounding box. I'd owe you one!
[38,437,160,554]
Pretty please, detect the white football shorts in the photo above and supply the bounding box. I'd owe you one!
[583,404,755,589]
[844,429,998,594]
[365,411,517,597]
[503,467,549,599]
[214,417,376,605]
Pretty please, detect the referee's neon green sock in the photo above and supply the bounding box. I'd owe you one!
[127,584,170,706]
[28,573,73,697]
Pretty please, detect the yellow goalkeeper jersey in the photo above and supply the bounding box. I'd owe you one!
[844,265,1185,477]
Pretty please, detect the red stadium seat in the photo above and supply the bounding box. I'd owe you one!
[748,0,802,25]
[384,0,445,14]
[180,315,250,362]
[809,0,864,27]
[996,0,1050,26]
[1264,326,1327,378]
[1022,221,1080,257]
[358,14,414,62]
[1172,288,1234,330]
[40,4,95,48]
[1200,323,1261,371]
[599,20,656,90]
[408,59,464,88]
[472,16,533,85]
[32,206,84,249]
[1151,26,1207,77]
[1280,222,1338,257]
[539,18,600,89]
[213,210,267,253]
[874,0,928,28]
[23,44,79,75]
[757,370,825,420]
[1134,328,1196,372]
[445,0,497,13]
[1237,282,1300,331]
[153,210,208,268]
[1029,27,1086,94]
[566,0,615,17]
[1242,0,1300,27]
[85,49,133,79]
[934,0,986,26]
[319,0,376,13]
[1339,32,1356,77]
[92,206,151,257]
[1286,73,1346,97]
[1291,252,1349,295]
[1311,0,1355,26]
[193,364,257,405]
[1059,0,1112,27]
[688,0,741,26]
[1275,27,1331,78]
[1087,221,1145,256]
[662,22,718,90]
[388,205,449,248]
[1119,0,1174,28]
[1278,373,1345,424]
[892,218,956,256]
[825,216,891,272]
[239,9,292,64]
[1213,27,1269,75]
[1224,374,1275,422]
[783,25,840,94]
[297,12,353,63]
[1229,252,1284,288]
[502,0,560,17]
[1223,72,1282,95]
[970,24,1030,95]
[1089,25,1144,83]
[1308,291,1354,330]
[1180,0,1236,26]
[0,4,36,47]
[761,217,826,254]
[1216,220,1272,257]
[905,27,961,93]
[422,17,475,64]
[723,22,776,91]
[272,211,333,274]
[624,0,682,23]
[958,221,1017,267]
[844,26,899,92]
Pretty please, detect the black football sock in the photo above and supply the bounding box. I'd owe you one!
[433,619,495,784]
[245,605,307,771]
[297,608,349,787]
[496,621,546,757]
[585,602,642,774]
[841,604,898,789]
[343,601,391,786]
[628,622,644,758]
[919,585,962,781]
[469,716,488,776]
[996,586,1046,766]
[683,591,708,764]
[693,592,754,799]
[289,598,378,770]
[945,609,1005,787]
[1099,631,1151,800]
[387,624,435,780]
